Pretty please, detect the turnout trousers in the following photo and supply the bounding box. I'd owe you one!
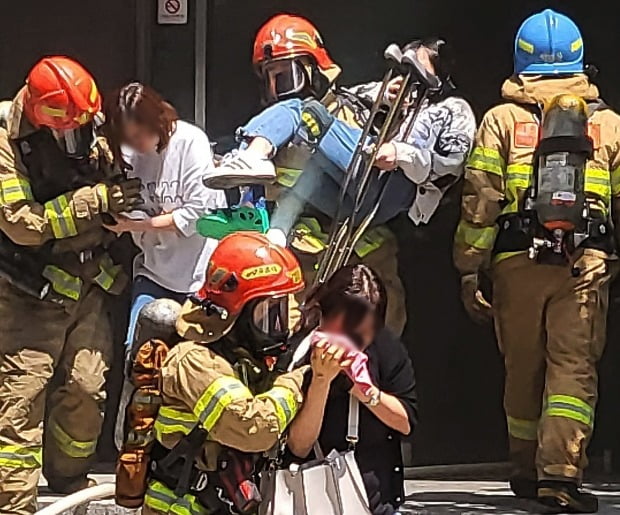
[0,281,113,514]
[492,251,613,482]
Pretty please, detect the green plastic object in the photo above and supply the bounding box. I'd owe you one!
[196,206,270,240]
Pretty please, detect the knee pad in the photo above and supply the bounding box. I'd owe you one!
[298,99,335,147]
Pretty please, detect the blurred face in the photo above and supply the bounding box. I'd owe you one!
[123,119,160,154]
[416,46,436,76]
[320,311,376,350]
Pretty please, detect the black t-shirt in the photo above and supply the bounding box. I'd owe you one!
[290,329,417,515]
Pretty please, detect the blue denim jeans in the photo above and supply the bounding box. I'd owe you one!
[241,99,414,226]
[124,275,187,353]
[239,98,363,171]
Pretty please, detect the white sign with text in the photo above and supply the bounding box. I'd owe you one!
[157,0,188,24]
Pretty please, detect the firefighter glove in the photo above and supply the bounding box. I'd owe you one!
[460,273,493,324]
[99,178,144,214]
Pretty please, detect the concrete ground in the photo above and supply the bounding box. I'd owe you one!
[38,476,620,514]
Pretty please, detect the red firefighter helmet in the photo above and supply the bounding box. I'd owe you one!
[179,232,304,347]
[24,56,101,130]
[253,14,335,70]
[252,15,339,104]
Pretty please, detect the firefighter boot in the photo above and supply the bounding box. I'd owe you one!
[538,481,598,513]
[509,477,538,500]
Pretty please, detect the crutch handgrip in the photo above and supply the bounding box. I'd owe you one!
[384,43,404,64]
[401,50,441,91]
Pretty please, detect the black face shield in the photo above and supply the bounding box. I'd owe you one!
[51,121,96,159]
[259,58,312,104]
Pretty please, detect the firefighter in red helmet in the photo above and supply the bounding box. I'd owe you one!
[0,56,141,513]
[252,13,342,105]
[206,14,407,337]
[141,232,308,514]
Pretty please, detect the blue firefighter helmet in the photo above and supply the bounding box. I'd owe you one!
[514,9,584,76]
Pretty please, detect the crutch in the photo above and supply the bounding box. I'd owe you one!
[314,45,441,285]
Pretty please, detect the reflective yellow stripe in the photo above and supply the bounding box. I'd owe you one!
[571,38,583,53]
[257,386,299,432]
[0,176,34,204]
[44,195,78,238]
[584,168,611,204]
[154,406,198,440]
[467,147,506,176]
[518,38,535,54]
[455,221,498,250]
[353,225,390,258]
[507,416,538,441]
[93,255,122,292]
[611,166,620,197]
[293,218,329,253]
[0,445,42,469]
[40,105,67,118]
[145,480,208,515]
[506,163,534,189]
[42,265,82,301]
[194,376,253,432]
[49,419,97,459]
[275,166,302,188]
[545,395,594,428]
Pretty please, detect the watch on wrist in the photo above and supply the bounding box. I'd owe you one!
[364,388,381,407]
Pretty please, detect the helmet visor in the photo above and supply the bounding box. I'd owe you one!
[251,295,290,339]
[261,59,309,103]
[51,122,96,159]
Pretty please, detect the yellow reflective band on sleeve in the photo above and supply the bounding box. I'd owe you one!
[193,376,253,432]
[467,147,506,176]
[0,445,42,469]
[506,163,533,190]
[48,419,97,459]
[145,480,209,515]
[353,225,391,258]
[153,406,198,441]
[93,255,122,292]
[518,38,535,54]
[275,166,302,188]
[257,386,299,433]
[507,416,538,441]
[455,221,498,251]
[545,395,594,428]
[585,168,611,205]
[0,176,34,204]
[612,166,620,196]
[44,195,78,239]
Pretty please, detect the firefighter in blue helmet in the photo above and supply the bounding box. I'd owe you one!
[455,9,620,512]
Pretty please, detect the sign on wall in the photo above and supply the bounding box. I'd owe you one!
[157,0,188,24]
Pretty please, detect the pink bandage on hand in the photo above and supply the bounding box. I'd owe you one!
[311,330,375,396]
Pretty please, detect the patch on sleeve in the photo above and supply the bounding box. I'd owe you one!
[587,123,601,150]
[514,122,539,148]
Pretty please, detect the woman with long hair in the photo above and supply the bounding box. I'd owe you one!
[287,264,417,515]
[103,82,226,353]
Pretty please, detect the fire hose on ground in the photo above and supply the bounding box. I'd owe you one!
[35,482,116,515]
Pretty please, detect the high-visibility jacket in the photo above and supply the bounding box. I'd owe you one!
[0,88,126,300]
[144,340,307,513]
[454,74,620,276]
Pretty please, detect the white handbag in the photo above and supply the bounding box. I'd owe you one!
[259,395,372,515]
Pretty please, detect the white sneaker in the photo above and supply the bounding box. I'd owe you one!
[204,150,277,189]
[266,228,287,247]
